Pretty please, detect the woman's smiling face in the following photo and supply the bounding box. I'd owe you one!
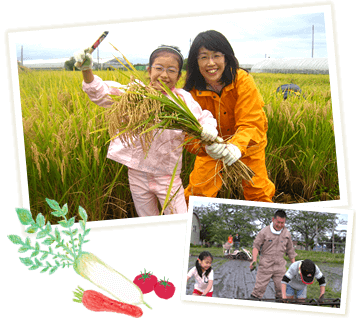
[148,52,181,91]
[197,47,226,87]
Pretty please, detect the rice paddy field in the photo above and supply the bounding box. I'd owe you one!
[17,69,338,222]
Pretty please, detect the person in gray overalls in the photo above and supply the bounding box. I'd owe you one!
[249,209,297,299]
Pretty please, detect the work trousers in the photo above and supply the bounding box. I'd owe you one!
[251,264,286,299]
[185,149,275,202]
[128,168,188,216]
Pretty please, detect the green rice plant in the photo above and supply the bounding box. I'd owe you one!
[252,73,338,202]
[19,70,136,223]
[18,68,339,222]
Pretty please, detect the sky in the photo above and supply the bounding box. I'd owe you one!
[10,6,328,65]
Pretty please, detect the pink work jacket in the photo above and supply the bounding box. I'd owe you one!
[82,75,217,175]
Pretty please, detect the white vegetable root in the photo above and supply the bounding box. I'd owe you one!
[74,252,151,308]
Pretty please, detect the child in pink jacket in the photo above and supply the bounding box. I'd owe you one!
[74,45,218,217]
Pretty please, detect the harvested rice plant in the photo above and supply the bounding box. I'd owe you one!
[18,69,338,221]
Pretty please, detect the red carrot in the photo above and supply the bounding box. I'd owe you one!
[73,286,143,317]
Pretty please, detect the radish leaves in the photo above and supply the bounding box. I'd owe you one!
[8,198,90,274]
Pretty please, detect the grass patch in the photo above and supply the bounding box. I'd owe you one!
[189,246,344,265]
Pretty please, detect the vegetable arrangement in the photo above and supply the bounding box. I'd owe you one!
[72,269,177,317]
[8,198,151,312]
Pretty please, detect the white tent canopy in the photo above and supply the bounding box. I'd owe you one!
[23,58,69,69]
[238,58,266,71]
[250,58,328,74]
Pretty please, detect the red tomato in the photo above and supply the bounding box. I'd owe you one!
[133,269,158,294]
[154,278,175,299]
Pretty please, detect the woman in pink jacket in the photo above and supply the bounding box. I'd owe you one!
[74,45,218,217]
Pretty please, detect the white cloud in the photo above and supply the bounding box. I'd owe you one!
[10,6,329,63]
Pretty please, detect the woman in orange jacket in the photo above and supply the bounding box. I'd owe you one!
[184,30,275,203]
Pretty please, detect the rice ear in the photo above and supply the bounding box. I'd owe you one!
[109,43,148,85]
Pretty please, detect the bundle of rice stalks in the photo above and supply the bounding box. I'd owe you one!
[107,82,255,185]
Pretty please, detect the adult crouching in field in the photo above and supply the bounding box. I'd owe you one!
[183,30,275,204]
[249,209,297,300]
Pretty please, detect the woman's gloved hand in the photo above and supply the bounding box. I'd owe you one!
[200,125,218,142]
[222,144,241,166]
[73,48,93,71]
[205,142,227,159]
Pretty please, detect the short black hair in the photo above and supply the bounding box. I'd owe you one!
[274,209,287,219]
[184,30,239,92]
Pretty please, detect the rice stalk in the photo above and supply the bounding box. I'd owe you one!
[221,158,255,186]
[160,153,182,215]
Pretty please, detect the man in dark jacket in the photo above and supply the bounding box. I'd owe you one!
[233,233,240,249]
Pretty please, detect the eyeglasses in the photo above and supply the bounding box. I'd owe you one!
[197,53,225,63]
[151,65,179,75]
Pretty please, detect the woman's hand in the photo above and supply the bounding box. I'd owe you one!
[222,144,241,166]
[205,142,227,159]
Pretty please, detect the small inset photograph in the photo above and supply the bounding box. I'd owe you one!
[183,196,353,314]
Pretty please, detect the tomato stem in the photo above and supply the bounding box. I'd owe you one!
[138,268,153,281]
[159,277,171,288]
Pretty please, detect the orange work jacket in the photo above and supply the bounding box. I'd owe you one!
[185,69,268,158]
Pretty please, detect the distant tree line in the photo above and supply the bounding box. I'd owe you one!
[193,203,346,252]
[64,56,189,71]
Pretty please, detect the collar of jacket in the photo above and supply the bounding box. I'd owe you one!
[270,222,284,235]
[195,80,236,97]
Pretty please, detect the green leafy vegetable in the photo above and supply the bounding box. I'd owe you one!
[8,198,90,274]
